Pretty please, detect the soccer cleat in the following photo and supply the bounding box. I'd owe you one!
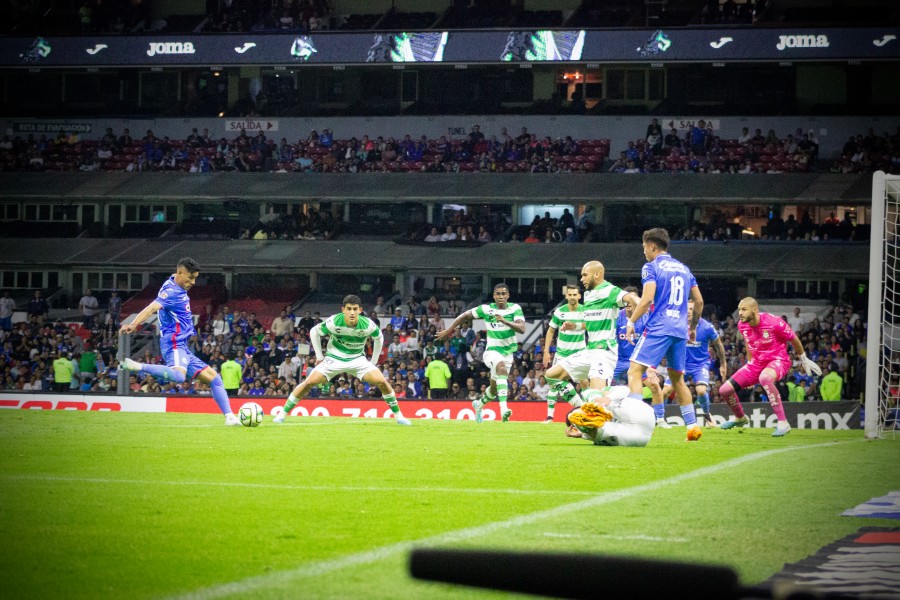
[472,400,483,423]
[772,424,791,437]
[224,414,241,427]
[543,417,554,423]
[396,417,411,426]
[272,411,285,424]
[121,357,142,371]
[720,415,750,430]
[502,409,512,422]
[686,424,703,441]
[655,418,673,429]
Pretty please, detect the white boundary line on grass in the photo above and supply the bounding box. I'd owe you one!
[5,475,596,496]
[542,532,691,543]
[163,440,850,600]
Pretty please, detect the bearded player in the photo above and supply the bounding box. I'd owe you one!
[718,297,821,437]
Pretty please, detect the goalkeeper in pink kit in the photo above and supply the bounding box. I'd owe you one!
[719,297,822,437]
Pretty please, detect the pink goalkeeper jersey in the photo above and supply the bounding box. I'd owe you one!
[738,312,795,364]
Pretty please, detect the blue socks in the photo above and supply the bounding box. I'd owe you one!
[209,375,232,415]
[680,404,698,426]
[138,363,186,383]
[653,402,665,419]
[697,391,711,417]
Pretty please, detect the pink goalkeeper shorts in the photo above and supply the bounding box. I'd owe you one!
[730,356,791,389]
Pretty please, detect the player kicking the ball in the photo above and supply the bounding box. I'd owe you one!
[273,294,410,425]
[718,297,821,437]
[119,257,240,426]
[565,386,656,447]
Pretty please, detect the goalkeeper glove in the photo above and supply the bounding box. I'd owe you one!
[799,353,822,376]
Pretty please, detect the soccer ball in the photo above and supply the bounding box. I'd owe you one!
[238,402,263,427]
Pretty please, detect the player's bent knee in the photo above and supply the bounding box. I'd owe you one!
[759,369,777,385]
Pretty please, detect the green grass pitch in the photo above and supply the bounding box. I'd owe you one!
[0,410,897,599]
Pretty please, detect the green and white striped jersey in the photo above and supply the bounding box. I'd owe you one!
[316,313,381,362]
[583,282,627,350]
[548,303,586,357]
[470,303,525,356]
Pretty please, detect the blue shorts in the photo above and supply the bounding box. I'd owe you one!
[664,365,710,387]
[613,360,630,383]
[160,336,209,379]
[631,334,686,374]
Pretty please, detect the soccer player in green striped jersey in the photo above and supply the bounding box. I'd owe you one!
[541,285,587,422]
[437,283,525,423]
[544,261,638,416]
[273,294,410,425]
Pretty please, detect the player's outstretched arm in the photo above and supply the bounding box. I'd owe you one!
[309,325,326,363]
[622,291,640,313]
[436,311,471,341]
[542,326,556,368]
[689,286,704,338]
[119,301,162,334]
[496,315,526,334]
[369,331,384,366]
[792,335,821,376]
[626,283,655,340]
[713,337,728,381]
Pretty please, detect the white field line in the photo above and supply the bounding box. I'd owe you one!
[159,440,850,600]
[156,421,345,428]
[542,532,690,543]
[4,475,596,496]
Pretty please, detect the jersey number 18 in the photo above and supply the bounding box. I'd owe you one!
[668,276,685,306]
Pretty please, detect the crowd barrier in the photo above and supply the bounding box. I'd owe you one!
[0,393,861,429]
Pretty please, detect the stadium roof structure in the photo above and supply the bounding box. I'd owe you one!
[0,237,869,279]
[0,172,874,205]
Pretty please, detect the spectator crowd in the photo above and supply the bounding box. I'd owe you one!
[0,124,609,175]
[3,121,895,177]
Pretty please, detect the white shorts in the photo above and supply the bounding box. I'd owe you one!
[312,355,378,382]
[483,349,513,381]
[558,348,618,383]
[595,397,656,447]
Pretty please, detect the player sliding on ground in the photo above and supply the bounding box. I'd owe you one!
[437,283,525,423]
[565,386,656,447]
[273,294,411,425]
[718,297,821,437]
[119,257,240,426]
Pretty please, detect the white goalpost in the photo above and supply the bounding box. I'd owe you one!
[866,171,899,439]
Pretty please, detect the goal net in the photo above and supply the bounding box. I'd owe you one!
[866,172,900,438]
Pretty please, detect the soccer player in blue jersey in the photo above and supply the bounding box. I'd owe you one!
[119,257,240,426]
[661,300,727,426]
[625,228,705,441]
[613,286,648,383]
[613,287,668,429]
